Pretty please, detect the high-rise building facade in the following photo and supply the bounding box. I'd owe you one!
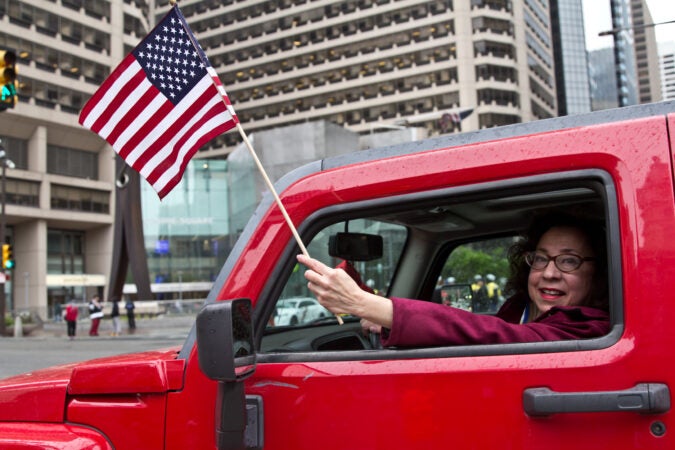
[589,47,620,111]
[550,0,591,116]
[0,0,152,319]
[156,0,557,153]
[630,0,662,103]
[661,43,675,101]
[609,0,639,106]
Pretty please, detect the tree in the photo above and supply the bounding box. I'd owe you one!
[443,238,511,283]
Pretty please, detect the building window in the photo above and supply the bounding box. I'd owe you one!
[5,178,39,207]
[47,145,98,179]
[51,185,110,214]
[478,113,520,128]
[47,229,85,274]
[0,135,28,170]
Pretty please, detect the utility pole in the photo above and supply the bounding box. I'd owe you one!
[0,141,15,337]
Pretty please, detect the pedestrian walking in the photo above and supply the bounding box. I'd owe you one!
[64,300,78,340]
[88,295,104,336]
[125,298,136,333]
[111,297,122,337]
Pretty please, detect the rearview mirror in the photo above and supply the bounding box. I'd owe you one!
[329,232,383,261]
[196,299,256,382]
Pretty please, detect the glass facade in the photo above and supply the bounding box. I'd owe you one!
[141,160,235,294]
[550,0,592,115]
[46,229,86,317]
[611,0,639,106]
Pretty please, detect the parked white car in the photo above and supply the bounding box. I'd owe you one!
[273,297,331,326]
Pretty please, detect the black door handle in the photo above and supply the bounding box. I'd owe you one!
[523,383,670,416]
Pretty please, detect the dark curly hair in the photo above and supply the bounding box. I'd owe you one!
[504,212,608,311]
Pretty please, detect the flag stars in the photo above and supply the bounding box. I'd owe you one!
[132,11,210,103]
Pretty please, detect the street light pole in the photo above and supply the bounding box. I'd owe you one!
[0,143,14,337]
[598,19,675,36]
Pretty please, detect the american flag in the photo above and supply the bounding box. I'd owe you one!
[79,6,238,199]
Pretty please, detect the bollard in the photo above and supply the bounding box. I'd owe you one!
[13,315,22,337]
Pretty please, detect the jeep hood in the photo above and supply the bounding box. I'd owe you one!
[0,348,184,423]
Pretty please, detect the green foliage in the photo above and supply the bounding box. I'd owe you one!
[443,238,511,284]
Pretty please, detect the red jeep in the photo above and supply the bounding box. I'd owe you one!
[1,101,674,449]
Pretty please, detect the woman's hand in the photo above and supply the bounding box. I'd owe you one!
[297,254,367,316]
[297,254,394,328]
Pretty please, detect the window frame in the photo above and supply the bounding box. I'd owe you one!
[254,169,623,363]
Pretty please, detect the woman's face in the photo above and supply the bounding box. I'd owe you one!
[527,226,596,317]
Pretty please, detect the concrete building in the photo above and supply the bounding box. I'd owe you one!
[659,43,675,101]
[630,0,662,103]
[0,0,151,319]
[0,0,559,320]
[157,0,557,152]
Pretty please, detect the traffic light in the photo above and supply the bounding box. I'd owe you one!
[2,244,13,269]
[0,50,17,110]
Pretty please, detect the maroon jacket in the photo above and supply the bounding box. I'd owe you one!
[380,295,610,347]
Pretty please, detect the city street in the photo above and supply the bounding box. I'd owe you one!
[0,315,195,379]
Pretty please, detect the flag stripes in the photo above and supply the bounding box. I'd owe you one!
[79,5,238,199]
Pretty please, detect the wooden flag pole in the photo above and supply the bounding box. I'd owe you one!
[234,124,344,326]
[172,0,307,254]
[188,7,344,323]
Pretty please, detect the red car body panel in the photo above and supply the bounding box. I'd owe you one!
[0,349,183,449]
[0,365,72,423]
[0,422,112,449]
[1,104,674,449]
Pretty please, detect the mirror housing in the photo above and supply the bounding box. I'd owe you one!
[196,299,256,382]
[329,232,383,261]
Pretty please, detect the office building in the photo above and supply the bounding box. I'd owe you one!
[630,0,662,103]
[550,0,592,115]
[661,43,675,101]
[0,0,559,319]
[589,47,620,111]
[609,0,639,106]
[0,0,150,319]
[157,0,557,151]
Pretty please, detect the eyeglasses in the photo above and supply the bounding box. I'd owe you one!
[525,251,596,273]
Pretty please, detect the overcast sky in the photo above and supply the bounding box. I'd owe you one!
[582,0,675,50]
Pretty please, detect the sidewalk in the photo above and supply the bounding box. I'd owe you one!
[34,314,197,340]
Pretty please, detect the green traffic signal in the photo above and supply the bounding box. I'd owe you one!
[2,243,13,269]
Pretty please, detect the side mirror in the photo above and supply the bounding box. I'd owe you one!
[328,232,383,261]
[196,299,256,382]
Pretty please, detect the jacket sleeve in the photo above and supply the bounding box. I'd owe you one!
[380,297,610,348]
